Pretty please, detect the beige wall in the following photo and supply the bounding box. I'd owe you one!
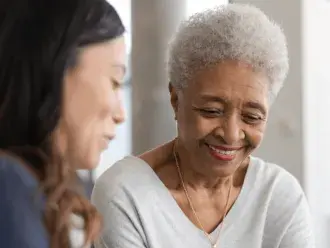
[130,0,186,154]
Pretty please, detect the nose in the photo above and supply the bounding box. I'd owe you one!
[112,95,125,124]
[215,113,245,145]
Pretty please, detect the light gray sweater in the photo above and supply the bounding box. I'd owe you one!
[91,156,315,248]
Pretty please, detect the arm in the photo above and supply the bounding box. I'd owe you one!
[0,158,49,248]
[92,182,147,248]
[279,194,315,248]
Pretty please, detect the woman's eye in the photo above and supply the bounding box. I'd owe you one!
[197,108,224,118]
[243,114,263,124]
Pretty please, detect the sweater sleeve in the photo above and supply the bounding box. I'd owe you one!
[92,179,147,248]
[263,167,316,248]
[278,194,315,248]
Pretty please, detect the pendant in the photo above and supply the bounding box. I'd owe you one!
[212,245,217,248]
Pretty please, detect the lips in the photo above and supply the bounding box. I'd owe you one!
[101,135,114,150]
[101,138,110,150]
[206,143,242,161]
[104,134,115,141]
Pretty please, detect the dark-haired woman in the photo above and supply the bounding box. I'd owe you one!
[0,0,126,247]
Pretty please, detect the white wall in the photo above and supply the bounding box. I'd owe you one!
[186,0,227,17]
[303,0,330,246]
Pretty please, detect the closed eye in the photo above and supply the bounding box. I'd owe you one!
[193,107,224,118]
[243,114,264,124]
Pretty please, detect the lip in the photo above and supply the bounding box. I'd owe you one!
[101,135,114,150]
[101,138,109,150]
[206,143,243,161]
[206,143,243,151]
[104,133,115,141]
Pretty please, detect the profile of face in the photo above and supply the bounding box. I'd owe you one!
[55,36,126,170]
[170,60,270,177]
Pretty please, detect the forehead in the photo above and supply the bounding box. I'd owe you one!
[77,36,126,76]
[186,61,269,107]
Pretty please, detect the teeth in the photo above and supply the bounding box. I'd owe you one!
[208,145,236,155]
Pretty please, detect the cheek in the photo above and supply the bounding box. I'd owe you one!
[177,104,214,142]
[177,104,195,135]
[245,124,266,149]
[67,93,104,133]
[61,77,113,167]
[65,75,112,125]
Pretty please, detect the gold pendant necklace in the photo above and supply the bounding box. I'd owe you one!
[173,143,232,248]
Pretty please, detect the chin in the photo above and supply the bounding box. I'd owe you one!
[203,162,237,177]
[76,155,101,170]
[201,154,246,177]
[88,156,101,170]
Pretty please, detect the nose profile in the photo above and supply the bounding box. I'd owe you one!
[113,99,125,124]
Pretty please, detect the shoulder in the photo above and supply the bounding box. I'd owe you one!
[91,156,155,245]
[0,155,48,247]
[249,157,308,219]
[250,156,304,198]
[92,157,152,247]
[0,153,43,210]
[249,157,314,245]
[92,156,159,204]
[0,154,39,192]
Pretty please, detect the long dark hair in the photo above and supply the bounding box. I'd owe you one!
[0,0,125,247]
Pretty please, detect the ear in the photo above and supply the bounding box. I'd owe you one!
[169,82,178,120]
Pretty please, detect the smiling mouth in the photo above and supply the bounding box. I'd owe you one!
[205,143,243,161]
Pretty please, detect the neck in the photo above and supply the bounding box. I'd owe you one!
[173,140,248,192]
[179,158,233,192]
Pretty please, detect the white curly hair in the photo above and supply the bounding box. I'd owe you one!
[167,3,289,102]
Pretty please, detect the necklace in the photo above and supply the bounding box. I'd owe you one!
[173,144,232,248]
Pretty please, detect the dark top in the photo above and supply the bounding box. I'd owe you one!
[0,156,49,247]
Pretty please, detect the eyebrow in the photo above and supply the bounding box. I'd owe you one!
[200,94,228,104]
[199,94,267,115]
[244,102,267,116]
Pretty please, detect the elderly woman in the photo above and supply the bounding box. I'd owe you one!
[92,4,314,248]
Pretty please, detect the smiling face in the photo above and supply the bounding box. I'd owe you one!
[170,60,270,177]
[54,36,126,170]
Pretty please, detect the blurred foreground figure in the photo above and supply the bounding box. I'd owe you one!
[92,4,315,248]
[0,0,126,247]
